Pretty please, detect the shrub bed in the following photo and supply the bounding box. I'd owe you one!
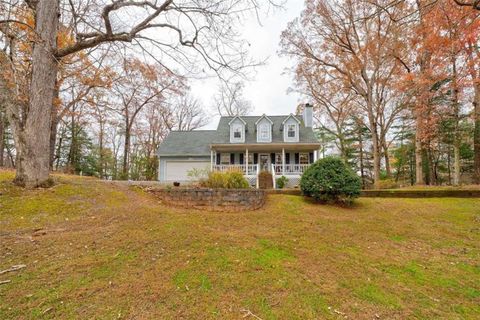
[200,170,250,189]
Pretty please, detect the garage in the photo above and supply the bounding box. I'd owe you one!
[165,161,210,181]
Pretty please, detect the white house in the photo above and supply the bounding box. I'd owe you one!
[157,104,321,187]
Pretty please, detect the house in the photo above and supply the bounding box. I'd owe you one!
[157,104,321,187]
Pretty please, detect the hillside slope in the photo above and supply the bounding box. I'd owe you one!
[0,170,479,319]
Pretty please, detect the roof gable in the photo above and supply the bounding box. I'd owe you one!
[228,116,246,125]
[282,114,301,125]
[255,114,273,125]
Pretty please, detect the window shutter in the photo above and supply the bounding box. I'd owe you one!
[270,153,275,164]
[216,153,220,165]
[309,152,314,164]
[239,153,244,165]
[295,153,300,164]
[230,153,235,164]
[253,153,258,164]
[285,153,290,164]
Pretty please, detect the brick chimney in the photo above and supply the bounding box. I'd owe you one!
[302,103,313,128]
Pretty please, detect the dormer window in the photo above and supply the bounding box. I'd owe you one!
[255,115,273,143]
[233,126,242,139]
[229,116,246,143]
[282,114,300,142]
[260,124,270,140]
[287,124,296,138]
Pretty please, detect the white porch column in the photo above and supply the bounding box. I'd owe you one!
[282,148,285,175]
[210,150,214,171]
[245,148,249,175]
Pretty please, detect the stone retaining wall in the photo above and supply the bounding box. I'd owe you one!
[266,188,480,198]
[361,189,480,198]
[146,188,266,211]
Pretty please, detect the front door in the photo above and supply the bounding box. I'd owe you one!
[259,153,270,172]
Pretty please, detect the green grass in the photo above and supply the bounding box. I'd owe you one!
[353,283,400,308]
[0,169,479,319]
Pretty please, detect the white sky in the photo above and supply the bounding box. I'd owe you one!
[190,0,304,129]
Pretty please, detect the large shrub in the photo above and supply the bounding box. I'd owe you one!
[300,157,361,203]
[202,170,250,189]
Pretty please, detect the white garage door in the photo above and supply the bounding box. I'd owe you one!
[165,161,210,181]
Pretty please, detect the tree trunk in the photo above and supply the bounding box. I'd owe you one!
[452,56,461,186]
[413,0,430,186]
[49,115,58,170]
[383,140,391,178]
[371,127,381,187]
[365,88,381,187]
[67,109,76,171]
[14,0,59,187]
[55,127,64,170]
[425,146,436,185]
[447,145,452,185]
[122,121,130,180]
[415,117,424,185]
[453,144,460,186]
[358,125,365,188]
[0,112,5,167]
[474,82,480,184]
[49,86,60,169]
[99,120,105,179]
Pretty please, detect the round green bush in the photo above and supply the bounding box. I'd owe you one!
[300,157,361,203]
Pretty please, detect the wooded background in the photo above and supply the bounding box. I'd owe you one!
[1,0,479,187]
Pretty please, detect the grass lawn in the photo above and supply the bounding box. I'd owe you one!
[0,169,479,319]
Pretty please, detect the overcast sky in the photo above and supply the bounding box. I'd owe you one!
[190,0,304,129]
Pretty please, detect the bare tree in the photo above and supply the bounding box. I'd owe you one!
[281,0,405,186]
[162,94,208,131]
[212,81,253,116]
[0,105,5,166]
[293,60,357,162]
[111,57,183,179]
[0,0,278,187]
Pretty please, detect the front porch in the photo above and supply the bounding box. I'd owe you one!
[209,143,321,188]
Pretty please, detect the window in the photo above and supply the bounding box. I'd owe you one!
[287,124,296,138]
[233,126,242,139]
[221,153,230,164]
[300,153,309,164]
[260,124,270,140]
[247,153,254,164]
[275,153,282,164]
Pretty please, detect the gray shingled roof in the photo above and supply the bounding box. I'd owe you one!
[212,115,319,144]
[157,115,319,156]
[157,130,217,156]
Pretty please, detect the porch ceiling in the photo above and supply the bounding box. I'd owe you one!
[210,143,321,152]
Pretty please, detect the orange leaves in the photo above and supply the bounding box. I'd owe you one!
[57,27,76,50]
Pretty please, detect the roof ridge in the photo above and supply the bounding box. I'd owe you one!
[168,130,217,132]
[220,115,292,118]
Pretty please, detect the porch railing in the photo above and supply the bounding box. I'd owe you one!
[213,164,310,176]
[272,164,310,175]
[212,164,259,175]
